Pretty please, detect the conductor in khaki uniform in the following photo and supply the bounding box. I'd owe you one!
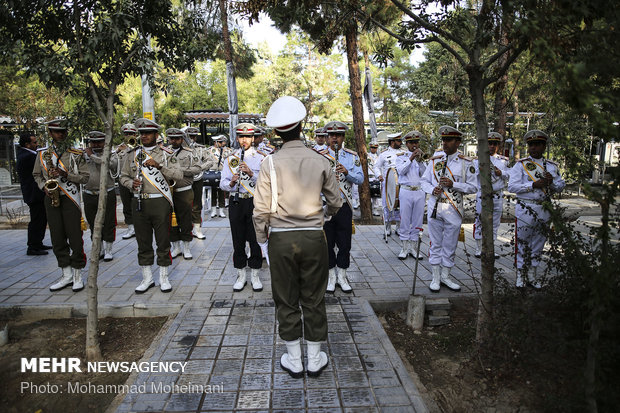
[120,118,182,294]
[253,96,342,379]
[167,128,202,260]
[83,131,119,261]
[33,119,90,292]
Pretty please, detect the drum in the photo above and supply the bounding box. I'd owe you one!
[369,180,381,197]
[384,167,400,211]
[202,170,221,187]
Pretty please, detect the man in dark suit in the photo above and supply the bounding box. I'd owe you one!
[16,132,51,255]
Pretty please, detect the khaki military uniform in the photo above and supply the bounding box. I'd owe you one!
[170,146,202,243]
[84,150,119,242]
[207,145,230,209]
[253,140,342,341]
[116,146,135,227]
[120,146,182,266]
[33,146,90,269]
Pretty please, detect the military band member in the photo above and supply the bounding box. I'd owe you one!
[183,126,213,240]
[374,133,404,235]
[120,118,183,294]
[312,128,328,151]
[254,96,342,378]
[368,141,382,216]
[118,123,138,239]
[421,126,477,293]
[473,132,509,259]
[508,130,565,288]
[83,131,118,261]
[220,123,265,292]
[320,121,363,293]
[255,127,275,155]
[395,130,427,260]
[167,128,202,260]
[208,135,229,218]
[33,119,90,292]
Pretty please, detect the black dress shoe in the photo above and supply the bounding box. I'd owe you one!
[41,245,53,250]
[27,249,49,256]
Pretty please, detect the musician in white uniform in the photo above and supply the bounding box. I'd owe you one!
[374,133,405,235]
[367,141,382,216]
[221,123,265,292]
[421,126,477,292]
[312,128,328,152]
[395,130,426,260]
[508,130,565,288]
[473,132,509,258]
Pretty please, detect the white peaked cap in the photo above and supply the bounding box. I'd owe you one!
[266,96,307,132]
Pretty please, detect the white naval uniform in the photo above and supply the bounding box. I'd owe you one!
[508,156,565,269]
[395,151,426,241]
[421,152,477,268]
[313,144,328,152]
[368,151,381,212]
[473,154,509,240]
[374,147,404,222]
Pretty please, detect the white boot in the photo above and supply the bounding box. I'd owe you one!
[250,268,263,291]
[103,241,114,261]
[280,339,304,378]
[474,239,482,258]
[182,241,193,260]
[409,240,423,259]
[326,268,336,293]
[430,265,441,292]
[440,266,461,291]
[72,268,84,292]
[192,223,206,239]
[210,208,217,218]
[135,266,155,294]
[121,224,135,239]
[336,268,352,293]
[159,266,172,292]
[233,268,247,292]
[395,221,400,236]
[398,241,408,260]
[50,266,73,291]
[219,208,226,218]
[170,241,181,258]
[306,340,329,377]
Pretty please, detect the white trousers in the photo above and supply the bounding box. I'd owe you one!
[398,188,425,241]
[473,193,503,240]
[381,182,400,222]
[515,201,549,269]
[427,200,461,268]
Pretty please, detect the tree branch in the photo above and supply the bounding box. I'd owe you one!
[389,0,470,54]
[483,43,528,87]
[482,42,514,72]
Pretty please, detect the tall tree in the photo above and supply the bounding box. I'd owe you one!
[0,0,219,360]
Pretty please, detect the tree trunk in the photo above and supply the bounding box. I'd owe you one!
[219,0,238,146]
[345,23,371,222]
[513,93,521,159]
[467,66,495,346]
[492,7,511,138]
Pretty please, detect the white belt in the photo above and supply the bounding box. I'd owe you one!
[134,193,164,199]
[230,192,253,199]
[270,227,323,233]
[517,198,543,205]
[174,185,192,192]
[401,185,420,191]
[84,188,115,195]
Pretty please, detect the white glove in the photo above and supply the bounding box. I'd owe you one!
[258,241,269,266]
[323,205,332,222]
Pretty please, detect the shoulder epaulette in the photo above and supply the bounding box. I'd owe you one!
[267,143,275,149]
[496,154,508,160]
[458,154,472,161]
[256,150,267,157]
[182,147,194,153]
[545,159,558,166]
[430,155,443,160]
[343,148,358,156]
[319,149,330,155]
[37,147,48,152]
[68,148,83,155]
[395,152,406,156]
[516,157,528,163]
[161,146,174,154]
[380,148,388,154]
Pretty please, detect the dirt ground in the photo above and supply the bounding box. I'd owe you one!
[379,299,544,413]
[0,317,167,413]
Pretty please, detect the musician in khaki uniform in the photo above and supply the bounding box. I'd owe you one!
[254,96,342,379]
[33,119,90,292]
[83,131,119,261]
[120,118,183,294]
[118,123,138,239]
[182,126,213,239]
[167,128,202,260]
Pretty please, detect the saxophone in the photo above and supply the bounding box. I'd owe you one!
[43,149,61,207]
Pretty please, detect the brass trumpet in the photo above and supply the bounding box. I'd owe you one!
[125,135,138,147]
[43,150,61,207]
